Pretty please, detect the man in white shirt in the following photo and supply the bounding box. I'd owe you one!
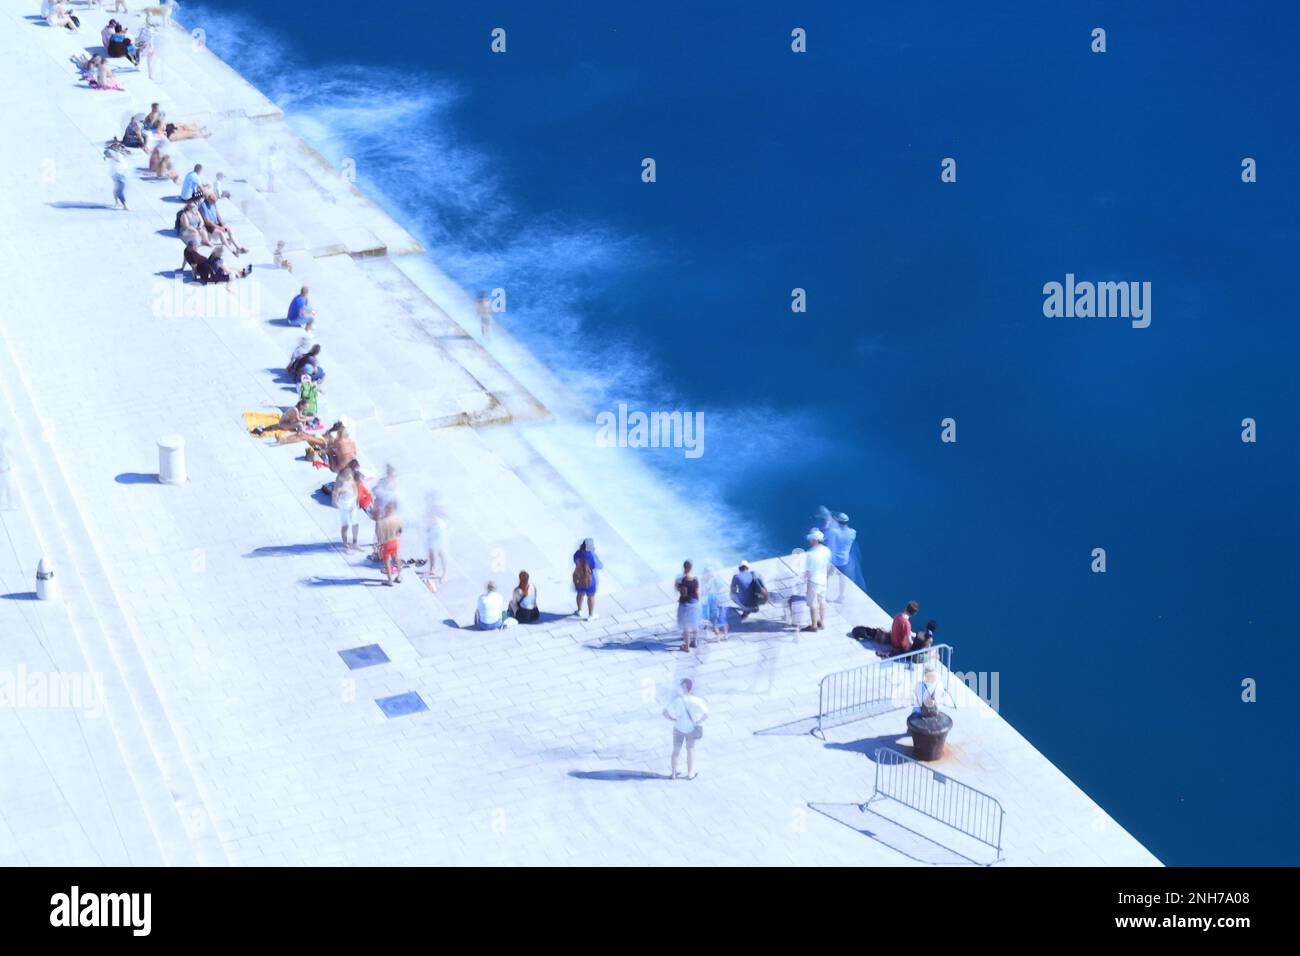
[803,528,831,632]
[475,581,504,630]
[662,678,708,780]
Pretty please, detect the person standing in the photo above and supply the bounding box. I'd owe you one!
[675,560,702,652]
[332,465,361,552]
[662,678,708,780]
[823,511,858,601]
[369,464,398,560]
[802,528,831,632]
[572,538,602,619]
[376,503,403,586]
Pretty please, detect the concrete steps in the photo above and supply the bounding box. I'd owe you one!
[0,326,225,866]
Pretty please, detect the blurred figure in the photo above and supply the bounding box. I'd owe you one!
[422,494,449,591]
[476,291,492,340]
[509,571,539,623]
[106,147,128,210]
[0,429,14,511]
[702,571,729,641]
[369,465,398,561]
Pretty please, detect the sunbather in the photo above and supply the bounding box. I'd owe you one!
[165,121,210,142]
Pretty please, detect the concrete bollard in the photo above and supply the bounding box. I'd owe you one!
[158,435,187,485]
[36,557,55,601]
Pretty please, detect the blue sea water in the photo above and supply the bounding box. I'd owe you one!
[184,0,1299,864]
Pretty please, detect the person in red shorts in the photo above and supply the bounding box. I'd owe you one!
[376,503,403,586]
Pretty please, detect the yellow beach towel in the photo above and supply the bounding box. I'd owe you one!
[242,411,290,436]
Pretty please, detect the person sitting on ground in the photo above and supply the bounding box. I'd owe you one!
[376,503,403,586]
[475,582,506,630]
[176,199,212,247]
[198,189,248,254]
[288,328,315,367]
[107,25,139,65]
[324,425,356,474]
[287,286,315,326]
[181,240,211,282]
[143,103,165,132]
[890,601,921,654]
[298,377,322,423]
[251,399,311,438]
[509,571,539,623]
[91,57,122,91]
[148,137,178,183]
[730,560,767,619]
[48,1,79,31]
[287,344,325,384]
[100,19,119,50]
[200,247,251,285]
[121,114,148,151]
[180,163,204,201]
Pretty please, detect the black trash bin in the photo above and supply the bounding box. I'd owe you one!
[907,709,953,761]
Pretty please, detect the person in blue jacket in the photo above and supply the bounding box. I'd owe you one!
[572,538,603,620]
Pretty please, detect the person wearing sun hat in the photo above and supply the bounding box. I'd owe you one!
[730,559,767,619]
[823,511,858,601]
[802,528,831,632]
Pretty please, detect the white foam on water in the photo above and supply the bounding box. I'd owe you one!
[181,3,832,568]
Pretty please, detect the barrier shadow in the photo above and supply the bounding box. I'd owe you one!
[114,472,158,484]
[808,802,982,866]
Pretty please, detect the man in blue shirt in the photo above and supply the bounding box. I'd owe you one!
[179,163,204,201]
[823,512,858,601]
[287,286,315,326]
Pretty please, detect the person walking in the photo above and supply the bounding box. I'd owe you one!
[675,560,701,652]
[662,678,708,780]
[572,538,602,619]
[802,528,831,632]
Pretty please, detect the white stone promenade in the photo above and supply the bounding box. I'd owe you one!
[0,5,1158,866]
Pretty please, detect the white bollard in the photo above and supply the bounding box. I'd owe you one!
[36,557,55,601]
[158,435,187,485]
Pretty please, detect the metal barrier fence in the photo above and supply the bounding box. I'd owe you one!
[869,747,1005,863]
[814,643,953,737]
